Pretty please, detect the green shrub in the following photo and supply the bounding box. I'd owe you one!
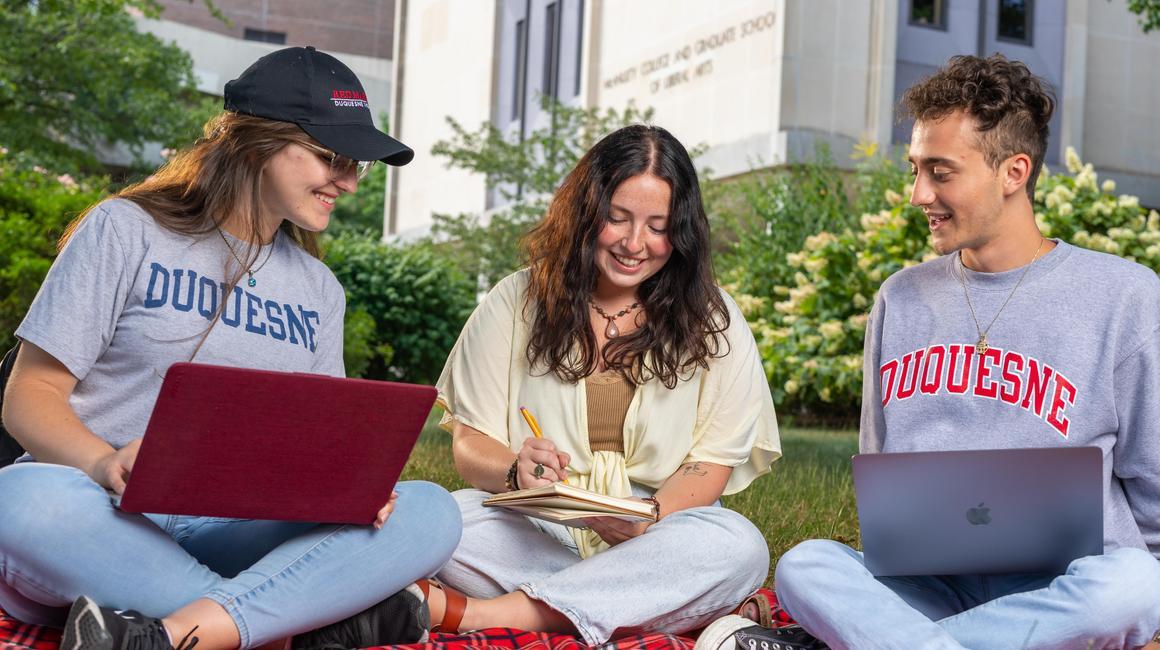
[710,143,865,308]
[0,152,107,350]
[323,231,476,383]
[739,146,1160,417]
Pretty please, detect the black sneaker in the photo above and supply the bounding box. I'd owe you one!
[734,624,828,650]
[60,595,198,650]
[291,584,429,650]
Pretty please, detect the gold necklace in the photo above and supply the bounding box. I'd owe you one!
[218,228,275,288]
[589,299,641,338]
[954,238,1045,356]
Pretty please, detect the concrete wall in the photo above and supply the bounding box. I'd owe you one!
[781,0,897,164]
[135,17,393,126]
[154,0,396,59]
[592,0,786,178]
[389,0,498,237]
[1078,0,1160,205]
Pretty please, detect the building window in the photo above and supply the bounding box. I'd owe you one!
[909,0,946,30]
[512,18,527,121]
[243,28,286,44]
[574,0,584,97]
[997,0,1033,45]
[542,2,560,98]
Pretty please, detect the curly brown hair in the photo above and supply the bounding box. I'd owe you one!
[902,54,1055,199]
[522,125,729,389]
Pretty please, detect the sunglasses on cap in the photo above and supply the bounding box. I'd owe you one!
[298,141,376,181]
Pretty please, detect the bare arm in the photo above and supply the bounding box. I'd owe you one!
[450,420,569,493]
[586,460,732,546]
[652,460,732,514]
[2,341,135,492]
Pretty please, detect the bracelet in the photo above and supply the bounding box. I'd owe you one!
[642,495,661,520]
[504,458,521,492]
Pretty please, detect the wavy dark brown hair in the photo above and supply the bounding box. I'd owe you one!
[523,124,729,389]
[902,54,1055,200]
[60,112,327,356]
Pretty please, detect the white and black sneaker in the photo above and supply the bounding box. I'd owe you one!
[734,624,828,650]
[60,595,198,650]
[695,615,827,650]
[291,583,430,650]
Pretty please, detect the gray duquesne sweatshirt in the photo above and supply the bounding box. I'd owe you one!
[860,240,1160,560]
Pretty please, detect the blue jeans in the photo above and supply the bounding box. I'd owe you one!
[0,463,462,648]
[774,539,1160,649]
[438,488,769,645]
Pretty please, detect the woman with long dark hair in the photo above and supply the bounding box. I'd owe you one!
[421,124,781,643]
[0,47,460,650]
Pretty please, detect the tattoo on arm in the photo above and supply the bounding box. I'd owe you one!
[682,462,708,477]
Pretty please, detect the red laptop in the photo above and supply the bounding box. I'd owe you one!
[118,362,435,525]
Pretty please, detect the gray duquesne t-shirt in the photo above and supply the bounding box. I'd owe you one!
[16,198,346,452]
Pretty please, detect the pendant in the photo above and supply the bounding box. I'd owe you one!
[605,319,619,338]
[975,334,988,356]
[247,272,257,288]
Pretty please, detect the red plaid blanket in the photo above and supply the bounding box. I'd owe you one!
[0,589,791,650]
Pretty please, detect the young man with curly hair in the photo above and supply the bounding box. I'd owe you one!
[773,54,1160,649]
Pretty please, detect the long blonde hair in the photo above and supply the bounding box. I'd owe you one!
[60,112,327,356]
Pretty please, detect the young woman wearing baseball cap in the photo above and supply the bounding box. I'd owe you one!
[0,47,459,650]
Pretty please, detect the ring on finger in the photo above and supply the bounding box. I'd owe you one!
[533,463,546,478]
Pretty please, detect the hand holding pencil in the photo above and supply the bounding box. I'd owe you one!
[516,406,570,487]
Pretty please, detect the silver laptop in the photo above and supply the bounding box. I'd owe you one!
[853,447,1103,576]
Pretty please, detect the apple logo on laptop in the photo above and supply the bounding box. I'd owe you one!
[966,502,992,525]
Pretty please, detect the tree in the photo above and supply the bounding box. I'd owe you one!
[0,0,216,173]
[330,114,390,237]
[1126,0,1160,32]
[427,96,656,288]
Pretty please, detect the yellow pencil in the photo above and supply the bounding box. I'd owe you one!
[519,406,544,438]
[518,406,567,484]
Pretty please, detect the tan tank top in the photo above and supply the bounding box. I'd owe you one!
[585,369,634,453]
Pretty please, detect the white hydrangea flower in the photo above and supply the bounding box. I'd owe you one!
[1118,195,1140,210]
[803,257,828,273]
[1065,146,1083,174]
[1102,179,1116,193]
[784,380,800,395]
[1076,165,1098,191]
[819,321,844,339]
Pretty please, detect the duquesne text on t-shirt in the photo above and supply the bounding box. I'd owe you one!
[879,343,1077,438]
[142,261,323,352]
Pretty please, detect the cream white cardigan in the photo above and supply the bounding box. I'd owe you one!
[436,270,781,557]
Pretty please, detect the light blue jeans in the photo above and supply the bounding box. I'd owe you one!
[0,463,463,648]
[774,539,1160,649]
[437,488,769,645]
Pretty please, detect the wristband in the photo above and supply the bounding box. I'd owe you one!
[504,458,521,492]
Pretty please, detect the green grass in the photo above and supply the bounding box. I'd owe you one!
[401,418,860,584]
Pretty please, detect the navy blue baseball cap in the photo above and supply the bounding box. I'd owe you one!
[224,46,414,166]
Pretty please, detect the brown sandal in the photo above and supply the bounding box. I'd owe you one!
[731,590,773,628]
[417,578,468,634]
